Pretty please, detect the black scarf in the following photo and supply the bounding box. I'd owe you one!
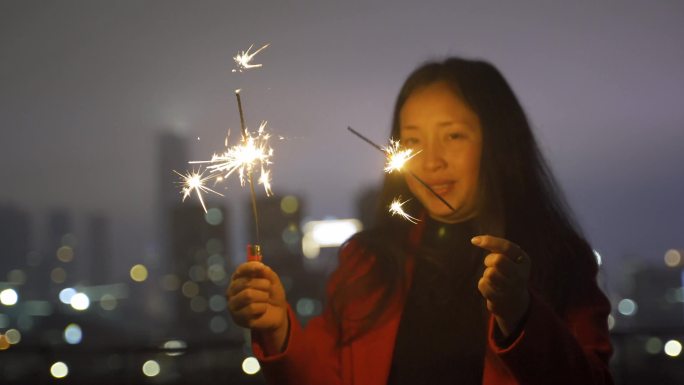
[387,218,486,385]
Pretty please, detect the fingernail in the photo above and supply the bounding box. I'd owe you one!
[471,236,482,245]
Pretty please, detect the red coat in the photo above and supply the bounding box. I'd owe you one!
[252,224,613,385]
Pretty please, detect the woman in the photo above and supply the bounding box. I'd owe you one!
[227,58,613,384]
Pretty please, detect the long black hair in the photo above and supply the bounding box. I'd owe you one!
[330,57,598,344]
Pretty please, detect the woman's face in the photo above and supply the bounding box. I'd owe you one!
[399,82,483,223]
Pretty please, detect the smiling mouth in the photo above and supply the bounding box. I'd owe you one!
[427,182,454,196]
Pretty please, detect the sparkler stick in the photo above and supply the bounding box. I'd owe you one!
[346,126,457,213]
[236,90,262,248]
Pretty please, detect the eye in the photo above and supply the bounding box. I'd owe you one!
[401,137,420,148]
[447,132,465,141]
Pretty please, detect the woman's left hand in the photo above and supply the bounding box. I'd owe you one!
[471,235,531,338]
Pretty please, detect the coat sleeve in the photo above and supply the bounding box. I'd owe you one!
[251,241,368,385]
[487,273,613,384]
[251,305,342,385]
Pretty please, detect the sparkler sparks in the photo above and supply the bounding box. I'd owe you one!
[383,139,419,173]
[346,126,457,221]
[232,43,270,72]
[176,43,275,260]
[189,121,274,197]
[174,169,224,213]
[389,198,419,224]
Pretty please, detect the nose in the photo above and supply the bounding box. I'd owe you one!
[421,139,446,172]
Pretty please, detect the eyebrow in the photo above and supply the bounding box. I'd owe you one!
[401,121,473,131]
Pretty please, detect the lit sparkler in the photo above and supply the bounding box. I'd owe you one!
[191,120,274,197]
[174,169,224,213]
[176,44,275,262]
[383,139,420,173]
[346,126,457,220]
[232,43,270,72]
[389,198,419,224]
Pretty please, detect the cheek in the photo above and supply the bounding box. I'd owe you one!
[404,174,421,197]
[463,152,482,195]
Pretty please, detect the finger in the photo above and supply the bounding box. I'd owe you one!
[227,277,271,297]
[232,302,268,320]
[477,277,507,302]
[229,288,270,312]
[232,261,267,279]
[232,262,281,285]
[472,235,525,261]
[482,266,517,290]
[483,253,521,280]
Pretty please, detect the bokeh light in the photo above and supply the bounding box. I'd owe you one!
[59,288,77,304]
[205,208,223,225]
[162,340,187,356]
[161,274,181,291]
[64,323,83,344]
[664,249,682,268]
[181,281,199,298]
[100,294,118,311]
[50,267,67,283]
[664,340,682,357]
[5,329,21,345]
[242,357,260,375]
[280,195,299,214]
[0,289,18,306]
[296,298,322,317]
[0,335,10,350]
[129,264,148,282]
[617,298,637,316]
[645,337,663,354]
[56,246,74,262]
[142,360,161,377]
[207,264,226,283]
[70,293,90,311]
[50,362,69,379]
[209,295,227,312]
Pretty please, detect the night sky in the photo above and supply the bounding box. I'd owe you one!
[2,1,683,294]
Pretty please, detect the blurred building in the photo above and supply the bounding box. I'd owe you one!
[85,213,111,285]
[0,205,31,277]
[157,131,189,261]
[40,209,75,298]
[624,266,684,330]
[169,204,232,339]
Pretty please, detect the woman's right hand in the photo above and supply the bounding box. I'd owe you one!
[227,261,288,354]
